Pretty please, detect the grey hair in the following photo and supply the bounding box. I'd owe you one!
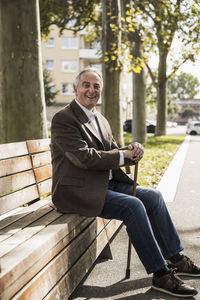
[73,68,103,87]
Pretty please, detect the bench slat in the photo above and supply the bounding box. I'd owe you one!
[0,170,36,196]
[26,139,50,154]
[0,142,28,160]
[34,165,52,182]
[0,207,61,258]
[0,198,51,230]
[0,185,39,215]
[38,179,52,197]
[31,151,51,168]
[0,214,89,294]
[0,156,32,178]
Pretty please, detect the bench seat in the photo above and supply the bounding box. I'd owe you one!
[0,139,122,300]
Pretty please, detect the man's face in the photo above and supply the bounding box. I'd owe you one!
[74,71,102,110]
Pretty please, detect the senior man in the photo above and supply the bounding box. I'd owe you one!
[51,68,200,298]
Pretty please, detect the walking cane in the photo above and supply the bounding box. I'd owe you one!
[125,162,139,279]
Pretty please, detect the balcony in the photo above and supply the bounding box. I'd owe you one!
[79,48,100,60]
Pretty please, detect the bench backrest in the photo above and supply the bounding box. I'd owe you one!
[0,139,51,215]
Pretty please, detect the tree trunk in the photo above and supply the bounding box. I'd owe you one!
[131,33,146,143]
[132,71,146,143]
[101,0,123,146]
[155,49,168,136]
[0,0,47,143]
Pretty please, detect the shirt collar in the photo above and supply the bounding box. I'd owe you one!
[75,99,97,120]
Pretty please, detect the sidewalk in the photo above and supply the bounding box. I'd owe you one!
[69,135,200,300]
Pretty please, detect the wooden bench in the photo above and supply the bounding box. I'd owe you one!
[0,138,122,300]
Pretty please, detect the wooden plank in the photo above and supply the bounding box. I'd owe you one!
[10,218,100,300]
[0,185,39,215]
[0,170,36,196]
[1,217,94,300]
[0,214,88,293]
[0,156,32,178]
[26,139,50,154]
[31,151,51,168]
[0,142,28,160]
[0,202,55,243]
[38,179,52,197]
[44,219,122,300]
[34,165,52,182]
[0,207,60,258]
[0,198,51,230]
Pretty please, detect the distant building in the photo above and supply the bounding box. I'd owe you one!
[172,99,200,124]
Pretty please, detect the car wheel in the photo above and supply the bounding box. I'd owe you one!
[190,131,197,135]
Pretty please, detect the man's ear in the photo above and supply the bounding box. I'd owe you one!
[73,84,77,95]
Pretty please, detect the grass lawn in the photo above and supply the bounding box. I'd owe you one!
[124,134,185,188]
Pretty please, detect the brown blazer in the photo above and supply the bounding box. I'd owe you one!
[51,99,133,216]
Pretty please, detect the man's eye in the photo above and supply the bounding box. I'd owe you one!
[94,85,100,89]
[84,84,90,88]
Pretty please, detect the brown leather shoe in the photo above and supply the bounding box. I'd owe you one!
[152,269,198,297]
[168,255,200,277]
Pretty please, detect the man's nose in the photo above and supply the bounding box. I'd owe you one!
[88,86,95,93]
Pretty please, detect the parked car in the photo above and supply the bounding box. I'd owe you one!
[123,119,156,133]
[186,121,200,135]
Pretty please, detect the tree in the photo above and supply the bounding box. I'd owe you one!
[43,69,59,106]
[182,107,195,118]
[101,0,124,146]
[132,0,200,135]
[0,0,47,143]
[121,1,147,143]
[168,72,200,100]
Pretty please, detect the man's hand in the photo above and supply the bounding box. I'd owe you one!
[123,142,144,162]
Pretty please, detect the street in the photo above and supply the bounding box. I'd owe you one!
[166,125,186,136]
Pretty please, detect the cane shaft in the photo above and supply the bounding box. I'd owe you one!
[125,162,138,279]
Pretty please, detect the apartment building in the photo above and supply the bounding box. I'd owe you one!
[42,25,132,122]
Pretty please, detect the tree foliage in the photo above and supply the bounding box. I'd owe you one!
[39,0,101,36]
[168,72,200,100]
[43,69,59,106]
[182,107,195,118]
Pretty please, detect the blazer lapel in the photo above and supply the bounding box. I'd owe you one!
[95,114,111,150]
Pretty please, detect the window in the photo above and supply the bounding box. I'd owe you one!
[61,37,78,49]
[46,60,54,70]
[45,37,55,47]
[61,83,74,95]
[89,63,102,71]
[61,60,78,72]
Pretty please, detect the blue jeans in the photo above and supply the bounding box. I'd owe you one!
[98,180,184,274]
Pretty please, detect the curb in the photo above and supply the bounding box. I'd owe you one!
[157,135,190,202]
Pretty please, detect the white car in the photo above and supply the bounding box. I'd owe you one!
[186,121,200,135]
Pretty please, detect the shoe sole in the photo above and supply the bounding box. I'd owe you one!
[151,285,198,298]
[177,272,200,277]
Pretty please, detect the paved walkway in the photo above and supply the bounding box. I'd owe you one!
[69,135,200,300]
